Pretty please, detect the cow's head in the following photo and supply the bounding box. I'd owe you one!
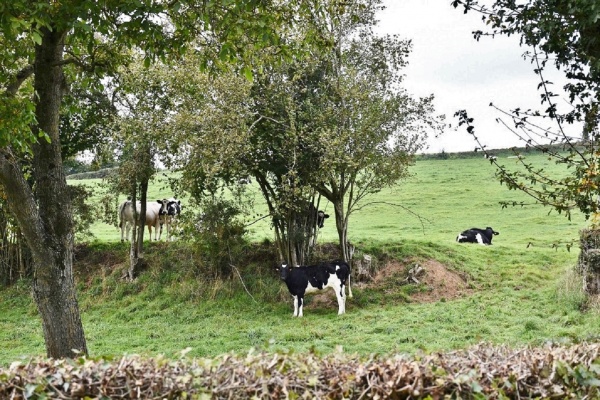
[166,199,182,216]
[156,199,169,215]
[317,210,330,228]
[486,227,500,236]
[279,263,290,280]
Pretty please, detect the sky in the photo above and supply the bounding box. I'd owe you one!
[376,0,576,153]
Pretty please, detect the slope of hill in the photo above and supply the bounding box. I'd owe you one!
[1,153,598,365]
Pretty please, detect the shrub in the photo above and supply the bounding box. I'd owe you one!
[188,198,248,278]
[2,342,599,399]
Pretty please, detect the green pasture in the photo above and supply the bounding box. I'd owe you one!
[78,154,584,249]
[1,153,599,365]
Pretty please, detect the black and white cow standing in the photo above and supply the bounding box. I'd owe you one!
[279,261,352,317]
[456,227,499,245]
[160,198,182,241]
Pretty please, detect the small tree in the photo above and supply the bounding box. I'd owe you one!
[107,58,176,279]
[165,0,442,265]
[159,48,333,266]
[292,0,442,261]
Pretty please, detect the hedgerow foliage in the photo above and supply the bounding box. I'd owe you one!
[2,342,599,399]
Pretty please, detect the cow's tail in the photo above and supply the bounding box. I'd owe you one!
[118,200,129,229]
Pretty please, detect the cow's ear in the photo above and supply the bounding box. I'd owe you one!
[157,200,163,204]
[324,214,330,219]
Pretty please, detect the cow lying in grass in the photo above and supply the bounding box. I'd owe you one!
[456,227,499,245]
[279,261,352,317]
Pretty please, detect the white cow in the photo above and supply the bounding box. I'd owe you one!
[118,200,167,241]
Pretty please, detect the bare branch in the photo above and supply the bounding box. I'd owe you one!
[230,263,257,303]
[243,213,271,228]
[352,201,433,234]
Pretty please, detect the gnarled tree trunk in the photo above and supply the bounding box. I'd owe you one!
[0,27,87,358]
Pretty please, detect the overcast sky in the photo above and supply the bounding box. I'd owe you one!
[376,0,575,153]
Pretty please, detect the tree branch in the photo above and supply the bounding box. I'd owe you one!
[353,201,433,234]
[243,213,271,227]
[0,148,46,259]
[230,263,257,303]
[5,65,34,95]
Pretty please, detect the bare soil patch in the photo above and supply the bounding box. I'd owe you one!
[400,259,474,303]
[305,259,473,311]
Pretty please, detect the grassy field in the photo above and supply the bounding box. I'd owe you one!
[1,153,598,365]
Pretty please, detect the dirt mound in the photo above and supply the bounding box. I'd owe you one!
[367,260,473,303]
[400,259,473,302]
[304,259,473,310]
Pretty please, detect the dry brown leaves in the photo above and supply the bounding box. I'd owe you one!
[1,342,599,399]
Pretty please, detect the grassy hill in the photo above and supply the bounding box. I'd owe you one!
[1,152,598,365]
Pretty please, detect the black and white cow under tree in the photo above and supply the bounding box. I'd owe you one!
[456,227,499,245]
[279,261,353,317]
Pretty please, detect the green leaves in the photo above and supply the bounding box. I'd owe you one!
[0,95,38,154]
[30,30,42,45]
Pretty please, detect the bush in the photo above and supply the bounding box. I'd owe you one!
[188,198,248,278]
[2,342,600,398]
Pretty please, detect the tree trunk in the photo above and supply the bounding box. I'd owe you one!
[128,189,139,280]
[578,229,600,295]
[333,200,349,262]
[0,28,88,358]
[127,179,148,280]
[31,28,87,358]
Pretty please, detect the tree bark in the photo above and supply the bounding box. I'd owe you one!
[333,200,349,262]
[128,180,148,280]
[0,27,88,358]
[578,229,600,295]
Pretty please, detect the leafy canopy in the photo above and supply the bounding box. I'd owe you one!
[1,0,328,154]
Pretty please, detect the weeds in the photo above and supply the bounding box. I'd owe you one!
[556,267,588,311]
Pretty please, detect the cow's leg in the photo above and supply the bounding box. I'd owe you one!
[340,284,346,314]
[124,221,131,242]
[161,215,168,241]
[297,295,304,317]
[332,282,345,315]
[120,220,125,242]
[292,295,299,317]
[155,219,161,241]
[158,216,164,240]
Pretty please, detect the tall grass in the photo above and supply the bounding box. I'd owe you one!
[1,153,598,365]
